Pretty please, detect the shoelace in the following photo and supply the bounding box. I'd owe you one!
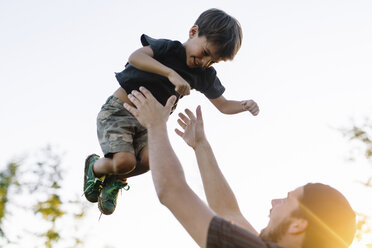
[83,178,102,195]
[105,182,129,201]
[98,181,130,221]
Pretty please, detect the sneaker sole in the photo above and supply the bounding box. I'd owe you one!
[84,154,100,203]
[98,192,117,215]
[97,175,119,215]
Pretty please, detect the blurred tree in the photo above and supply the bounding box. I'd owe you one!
[0,145,89,248]
[0,161,19,242]
[342,119,372,244]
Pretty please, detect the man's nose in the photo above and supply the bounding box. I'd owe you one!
[271,199,280,206]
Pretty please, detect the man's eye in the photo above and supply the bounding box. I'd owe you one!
[203,50,209,56]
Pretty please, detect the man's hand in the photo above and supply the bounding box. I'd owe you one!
[123,87,177,128]
[241,100,260,116]
[168,70,191,96]
[175,106,207,150]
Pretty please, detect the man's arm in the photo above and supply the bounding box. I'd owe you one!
[176,107,258,234]
[128,46,191,96]
[209,95,259,116]
[124,87,215,248]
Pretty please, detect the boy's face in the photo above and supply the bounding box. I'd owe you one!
[184,25,223,69]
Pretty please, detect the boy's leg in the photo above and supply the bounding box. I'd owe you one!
[85,97,135,205]
[116,146,149,179]
[84,151,137,203]
[90,94,149,214]
[93,152,137,177]
[118,125,149,179]
[98,151,137,215]
[98,148,149,215]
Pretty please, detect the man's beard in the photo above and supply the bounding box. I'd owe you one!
[259,219,292,243]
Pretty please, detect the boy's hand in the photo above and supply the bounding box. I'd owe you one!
[124,87,177,128]
[175,106,206,150]
[241,100,260,116]
[168,70,191,96]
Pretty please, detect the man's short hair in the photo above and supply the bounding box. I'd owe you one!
[295,183,356,248]
[194,8,242,60]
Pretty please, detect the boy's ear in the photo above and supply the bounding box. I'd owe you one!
[189,25,199,38]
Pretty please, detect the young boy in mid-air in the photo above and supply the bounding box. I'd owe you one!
[84,8,260,215]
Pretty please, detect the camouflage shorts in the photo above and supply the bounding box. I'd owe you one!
[97,95,147,158]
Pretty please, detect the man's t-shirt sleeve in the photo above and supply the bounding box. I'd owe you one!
[207,216,279,248]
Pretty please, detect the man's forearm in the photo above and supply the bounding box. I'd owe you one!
[147,124,215,247]
[194,140,241,214]
[194,139,257,234]
[147,124,186,199]
[124,88,216,247]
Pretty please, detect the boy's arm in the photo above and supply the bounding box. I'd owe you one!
[124,87,215,248]
[176,107,258,234]
[128,46,191,96]
[209,95,259,116]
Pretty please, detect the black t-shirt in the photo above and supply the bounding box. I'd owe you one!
[207,216,280,248]
[115,34,225,111]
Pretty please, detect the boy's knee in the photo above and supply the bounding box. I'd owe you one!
[112,153,136,175]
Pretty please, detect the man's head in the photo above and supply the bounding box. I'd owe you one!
[260,183,356,248]
[183,8,242,69]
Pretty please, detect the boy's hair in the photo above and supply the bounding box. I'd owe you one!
[293,183,356,248]
[195,8,242,60]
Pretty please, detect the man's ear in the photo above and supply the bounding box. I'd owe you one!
[288,218,308,234]
[189,25,199,38]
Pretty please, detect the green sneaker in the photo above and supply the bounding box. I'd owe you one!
[83,154,103,203]
[98,175,129,215]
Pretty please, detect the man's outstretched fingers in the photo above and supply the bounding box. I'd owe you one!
[184,108,196,120]
[175,128,184,137]
[177,118,187,130]
[196,106,202,120]
[178,112,190,125]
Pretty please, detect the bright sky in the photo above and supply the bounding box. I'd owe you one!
[1,0,372,247]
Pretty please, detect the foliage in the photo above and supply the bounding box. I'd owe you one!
[344,121,372,162]
[0,162,19,241]
[342,119,372,244]
[0,145,89,248]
